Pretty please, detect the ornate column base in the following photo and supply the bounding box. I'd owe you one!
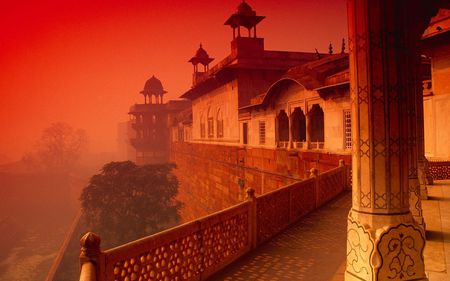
[346,211,427,281]
[409,178,426,230]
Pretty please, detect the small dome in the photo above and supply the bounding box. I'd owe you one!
[142,75,166,96]
[237,1,256,16]
[189,44,214,66]
[195,44,210,59]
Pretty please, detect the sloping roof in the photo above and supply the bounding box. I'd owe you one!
[241,53,349,110]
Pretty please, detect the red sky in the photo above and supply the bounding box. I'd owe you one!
[0,0,347,161]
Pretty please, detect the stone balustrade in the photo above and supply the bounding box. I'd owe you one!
[427,160,450,180]
[79,164,348,281]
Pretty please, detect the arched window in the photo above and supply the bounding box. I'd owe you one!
[200,113,205,138]
[277,110,289,146]
[310,104,324,145]
[207,107,214,138]
[217,109,224,138]
[291,107,306,147]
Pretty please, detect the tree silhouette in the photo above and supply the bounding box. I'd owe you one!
[80,161,182,247]
[24,122,87,173]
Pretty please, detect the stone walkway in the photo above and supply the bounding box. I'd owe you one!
[423,180,450,281]
[210,192,351,281]
[209,180,450,281]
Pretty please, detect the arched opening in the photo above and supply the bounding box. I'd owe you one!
[207,107,214,138]
[200,114,205,138]
[291,107,306,148]
[310,104,324,148]
[216,109,224,138]
[277,110,289,148]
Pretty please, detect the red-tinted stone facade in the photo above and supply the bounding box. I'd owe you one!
[171,142,350,221]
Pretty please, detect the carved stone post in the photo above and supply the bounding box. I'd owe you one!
[79,232,101,281]
[246,188,257,249]
[309,167,318,178]
[345,1,435,280]
[339,159,348,189]
[309,167,319,208]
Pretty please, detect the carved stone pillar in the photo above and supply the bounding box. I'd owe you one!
[345,1,435,280]
[305,110,311,149]
[416,90,429,199]
[288,112,293,149]
[406,20,425,227]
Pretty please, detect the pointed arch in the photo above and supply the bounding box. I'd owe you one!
[277,109,289,147]
[310,104,324,143]
[216,108,224,138]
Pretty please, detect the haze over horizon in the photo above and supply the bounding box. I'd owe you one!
[0,0,347,161]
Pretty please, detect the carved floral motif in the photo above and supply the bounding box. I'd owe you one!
[377,224,426,281]
[346,218,374,281]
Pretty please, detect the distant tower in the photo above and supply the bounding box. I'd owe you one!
[225,1,265,39]
[140,75,167,105]
[189,44,214,86]
[225,1,266,57]
[129,75,169,164]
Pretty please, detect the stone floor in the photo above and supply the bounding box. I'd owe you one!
[210,192,351,281]
[209,180,450,281]
[423,180,450,281]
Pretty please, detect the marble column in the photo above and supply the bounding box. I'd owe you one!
[288,112,293,149]
[305,110,311,149]
[416,89,429,199]
[345,1,436,280]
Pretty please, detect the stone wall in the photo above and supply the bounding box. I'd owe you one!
[170,142,351,221]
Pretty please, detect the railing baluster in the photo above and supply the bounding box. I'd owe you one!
[79,232,101,281]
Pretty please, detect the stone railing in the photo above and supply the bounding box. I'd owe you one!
[277,141,289,149]
[293,141,306,149]
[309,141,325,149]
[78,163,348,281]
[427,160,450,180]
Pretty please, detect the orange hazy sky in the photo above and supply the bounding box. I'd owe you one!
[0,0,347,161]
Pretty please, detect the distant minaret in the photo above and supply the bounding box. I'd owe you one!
[224,1,265,39]
[140,75,167,104]
[328,42,333,54]
[188,44,214,86]
[315,48,321,59]
[341,38,346,53]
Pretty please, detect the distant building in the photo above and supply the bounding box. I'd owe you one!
[128,76,190,165]
[422,9,450,160]
[126,3,450,218]
[180,1,325,146]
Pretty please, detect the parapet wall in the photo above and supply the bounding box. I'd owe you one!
[169,142,351,221]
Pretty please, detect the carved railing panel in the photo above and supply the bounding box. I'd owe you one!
[256,166,346,244]
[102,203,250,281]
[289,178,316,221]
[80,164,348,281]
[427,161,450,180]
[256,188,291,244]
[317,167,345,207]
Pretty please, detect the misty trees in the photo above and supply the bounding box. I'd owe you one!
[23,122,87,173]
[80,161,182,247]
